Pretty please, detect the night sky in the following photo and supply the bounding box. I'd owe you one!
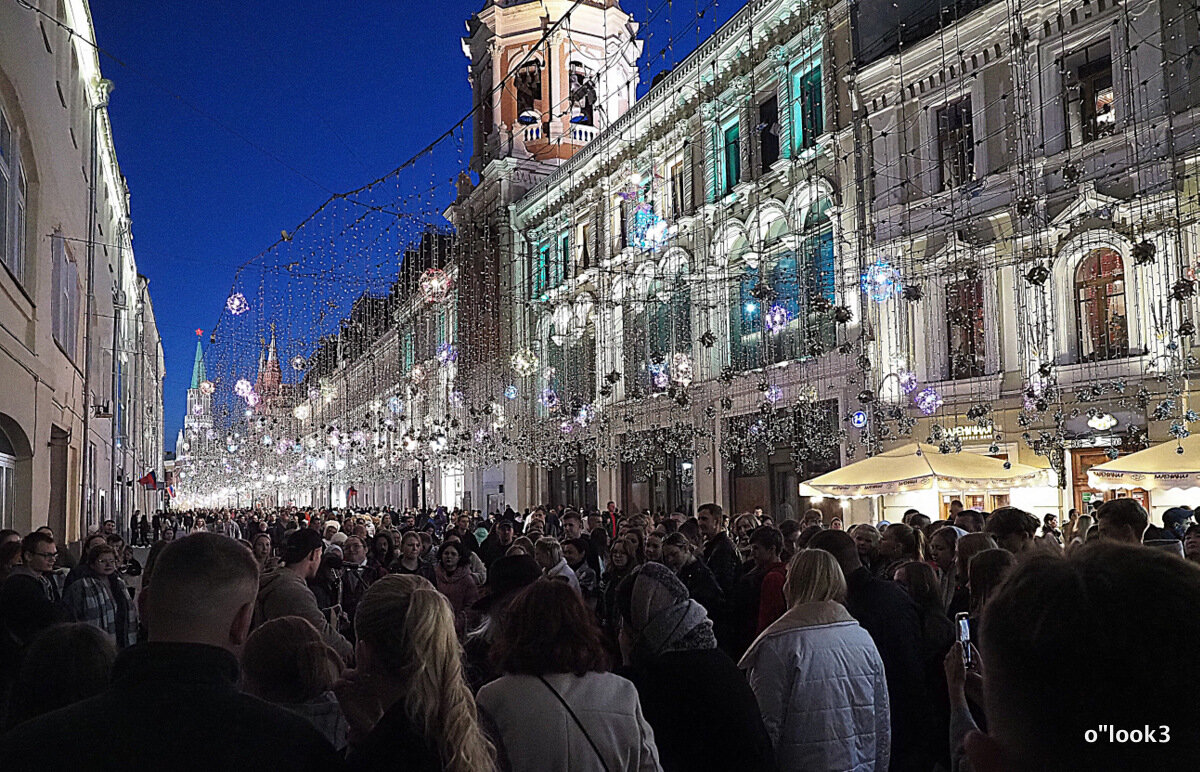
[88,0,741,450]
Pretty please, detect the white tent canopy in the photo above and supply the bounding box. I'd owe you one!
[1088,435,1200,491]
[801,442,1047,498]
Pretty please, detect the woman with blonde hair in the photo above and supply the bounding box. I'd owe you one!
[242,616,348,750]
[739,550,890,771]
[333,574,496,772]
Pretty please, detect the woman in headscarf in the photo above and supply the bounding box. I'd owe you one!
[616,563,775,772]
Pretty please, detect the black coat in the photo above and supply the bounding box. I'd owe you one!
[345,699,442,772]
[678,559,724,618]
[0,642,344,771]
[623,648,776,772]
[843,566,935,772]
[702,533,742,595]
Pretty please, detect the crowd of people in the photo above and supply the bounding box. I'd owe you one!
[0,496,1196,770]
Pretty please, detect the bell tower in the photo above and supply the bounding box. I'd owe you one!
[463,0,642,174]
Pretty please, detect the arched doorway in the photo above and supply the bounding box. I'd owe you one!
[0,414,32,531]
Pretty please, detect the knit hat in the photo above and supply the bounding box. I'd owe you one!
[324,520,341,532]
[330,532,349,546]
[619,562,716,657]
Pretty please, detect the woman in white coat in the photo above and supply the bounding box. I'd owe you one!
[477,579,661,772]
[739,549,891,771]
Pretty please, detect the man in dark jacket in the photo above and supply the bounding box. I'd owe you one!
[477,518,516,568]
[0,533,344,770]
[810,529,933,772]
[697,503,741,595]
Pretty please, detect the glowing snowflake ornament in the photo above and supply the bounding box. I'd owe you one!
[862,257,902,302]
[290,355,306,372]
[511,349,540,377]
[649,362,669,390]
[386,396,404,415]
[540,388,560,409]
[915,387,944,415]
[764,385,784,404]
[419,269,452,303]
[233,379,254,398]
[225,293,250,315]
[504,385,519,400]
[898,370,919,394]
[765,304,790,333]
[436,343,458,365]
[199,380,216,395]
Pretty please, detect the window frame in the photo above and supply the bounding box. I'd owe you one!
[1073,247,1128,363]
[790,61,824,153]
[935,96,975,192]
[721,118,741,196]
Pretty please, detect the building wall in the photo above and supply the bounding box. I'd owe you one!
[0,0,163,537]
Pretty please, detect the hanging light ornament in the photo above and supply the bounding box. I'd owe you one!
[436,342,458,365]
[233,379,253,398]
[764,385,784,404]
[225,293,250,315]
[293,404,311,420]
[898,370,919,394]
[511,348,539,377]
[419,268,452,303]
[191,403,204,415]
[199,380,216,395]
[540,388,559,409]
[649,362,669,390]
[504,385,519,400]
[410,365,426,382]
[861,257,902,302]
[386,396,404,414]
[290,355,306,372]
[671,353,693,386]
[575,403,595,426]
[764,304,790,332]
[245,392,260,408]
[915,387,944,415]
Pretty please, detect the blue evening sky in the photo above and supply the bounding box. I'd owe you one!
[88,0,740,449]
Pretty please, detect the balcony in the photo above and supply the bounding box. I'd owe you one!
[569,124,598,143]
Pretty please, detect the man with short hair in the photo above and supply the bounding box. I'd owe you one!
[0,533,63,656]
[983,506,1040,554]
[1094,498,1149,545]
[449,512,480,556]
[953,509,984,533]
[339,535,382,637]
[801,508,824,529]
[697,503,741,595]
[959,542,1200,769]
[254,529,352,663]
[101,519,116,536]
[0,534,344,769]
[948,500,964,519]
[478,518,516,568]
[809,529,932,772]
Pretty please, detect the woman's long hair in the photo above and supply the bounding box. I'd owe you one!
[355,575,495,772]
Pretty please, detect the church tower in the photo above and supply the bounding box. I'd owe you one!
[463,0,642,173]
[182,331,212,453]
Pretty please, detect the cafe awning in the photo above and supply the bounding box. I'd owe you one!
[1087,435,1200,491]
[801,442,1047,498]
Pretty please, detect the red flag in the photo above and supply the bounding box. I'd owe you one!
[138,471,157,489]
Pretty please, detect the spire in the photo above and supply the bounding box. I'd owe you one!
[262,324,282,393]
[190,334,206,389]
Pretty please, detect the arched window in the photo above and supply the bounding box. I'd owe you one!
[730,266,763,369]
[515,61,542,119]
[1074,248,1127,362]
[0,423,16,528]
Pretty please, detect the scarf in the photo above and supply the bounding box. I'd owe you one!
[628,563,717,657]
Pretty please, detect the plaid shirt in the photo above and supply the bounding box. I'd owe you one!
[62,575,138,648]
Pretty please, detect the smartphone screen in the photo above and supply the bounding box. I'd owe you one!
[955,612,972,666]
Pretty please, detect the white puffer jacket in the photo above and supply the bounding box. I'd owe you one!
[739,600,891,772]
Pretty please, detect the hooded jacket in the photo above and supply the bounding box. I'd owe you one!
[739,600,891,772]
[254,567,353,663]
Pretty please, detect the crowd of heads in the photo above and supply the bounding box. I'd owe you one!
[0,494,1194,768]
